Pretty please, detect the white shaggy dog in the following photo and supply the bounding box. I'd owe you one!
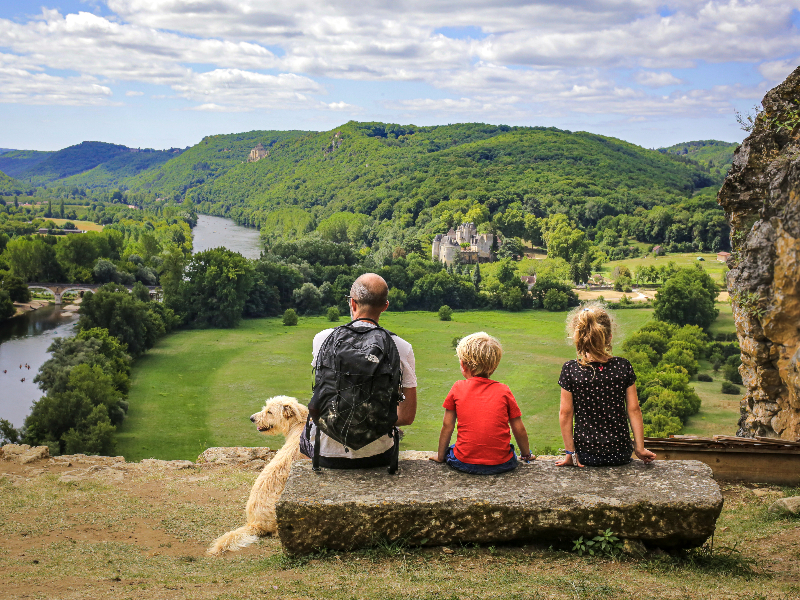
[207,395,309,556]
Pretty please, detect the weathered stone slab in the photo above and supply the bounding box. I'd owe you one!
[276,459,722,555]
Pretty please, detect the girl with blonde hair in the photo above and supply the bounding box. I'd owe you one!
[556,302,656,467]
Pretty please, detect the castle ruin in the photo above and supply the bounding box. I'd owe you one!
[247,143,269,163]
[432,222,494,265]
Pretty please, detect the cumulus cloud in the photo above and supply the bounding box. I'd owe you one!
[0,1,798,120]
[635,71,683,87]
[759,59,800,82]
[0,65,114,105]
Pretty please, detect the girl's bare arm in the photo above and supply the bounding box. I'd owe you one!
[556,388,584,467]
[625,385,656,463]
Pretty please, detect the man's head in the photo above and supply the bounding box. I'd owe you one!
[456,332,503,378]
[349,273,389,321]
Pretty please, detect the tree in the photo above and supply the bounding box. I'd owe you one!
[293,282,323,315]
[438,305,453,321]
[0,290,15,320]
[2,274,30,302]
[543,288,569,311]
[78,285,171,356]
[59,198,65,219]
[471,262,482,290]
[326,306,340,322]
[653,266,719,329]
[178,248,253,328]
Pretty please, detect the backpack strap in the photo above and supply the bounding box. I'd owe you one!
[388,428,400,475]
[312,424,321,473]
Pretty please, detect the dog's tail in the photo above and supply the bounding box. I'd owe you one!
[207,525,261,556]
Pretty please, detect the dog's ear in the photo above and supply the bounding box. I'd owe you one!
[282,402,297,420]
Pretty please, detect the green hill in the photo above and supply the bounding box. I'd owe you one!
[7,141,184,187]
[59,149,180,189]
[123,129,309,200]
[658,140,738,182]
[0,149,53,178]
[150,122,721,231]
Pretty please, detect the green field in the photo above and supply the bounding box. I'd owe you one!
[117,305,740,461]
[602,252,729,285]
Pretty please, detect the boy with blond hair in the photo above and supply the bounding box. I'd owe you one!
[431,332,533,474]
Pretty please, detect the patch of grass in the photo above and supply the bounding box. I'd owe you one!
[118,310,655,461]
[41,218,104,232]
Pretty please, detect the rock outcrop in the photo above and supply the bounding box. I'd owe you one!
[717,65,800,440]
[276,460,723,555]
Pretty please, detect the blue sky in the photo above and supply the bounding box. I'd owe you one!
[0,1,798,151]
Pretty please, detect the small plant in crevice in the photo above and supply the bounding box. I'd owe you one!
[572,529,623,557]
[733,290,766,320]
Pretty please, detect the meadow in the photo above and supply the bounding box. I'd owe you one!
[117,305,739,462]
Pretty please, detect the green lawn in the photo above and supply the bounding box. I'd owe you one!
[683,301,740,437]
[602,252,729,285]
[117,306,740,461]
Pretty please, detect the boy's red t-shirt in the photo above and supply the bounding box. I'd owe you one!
[443,377,522,465]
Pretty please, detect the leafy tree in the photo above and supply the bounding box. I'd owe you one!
[2,274,30,302]
[721,381,740,395]
[543,288,569,311]
[78,284,171,356]
[531,277,578,309]
[0,289,14,320]
[653,266,719,329]
[293,282,323,315]
[471,262,482,290]
[387,287,407,311]
[326,306,340,322]
[178,248,253,328]
[438,305,453,321]
[0,418,20,445]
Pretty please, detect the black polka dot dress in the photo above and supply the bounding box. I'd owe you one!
[558,356,636,466]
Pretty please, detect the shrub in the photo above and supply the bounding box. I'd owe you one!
[326,306,340,322]
[721,381,741,395]
[283,308,298,326]
[697,373,713,382]
[451,336,462,349]
[438,305,453,321]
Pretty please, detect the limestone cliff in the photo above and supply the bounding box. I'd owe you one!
[718,66,800,440]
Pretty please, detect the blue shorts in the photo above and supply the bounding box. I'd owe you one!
[445,444,518,475]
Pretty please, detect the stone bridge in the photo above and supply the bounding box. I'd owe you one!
[27,283,159,305]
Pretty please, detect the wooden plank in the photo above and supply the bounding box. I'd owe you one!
[651,450,800,485]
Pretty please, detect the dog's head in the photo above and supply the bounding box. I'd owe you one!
[250,396,309,435]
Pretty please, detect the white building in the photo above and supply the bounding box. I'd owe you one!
[432,222,494,265]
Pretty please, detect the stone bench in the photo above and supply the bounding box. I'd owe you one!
[276,459,723,555]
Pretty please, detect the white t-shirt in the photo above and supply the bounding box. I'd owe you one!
[309,321,417,458]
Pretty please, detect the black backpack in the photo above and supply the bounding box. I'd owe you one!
[307,318,403,474]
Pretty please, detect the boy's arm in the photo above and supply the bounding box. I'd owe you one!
[430,410,457,463]
[396,387,417,426]
[509,417,531,459]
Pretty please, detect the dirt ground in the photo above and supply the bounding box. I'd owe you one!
[1,451,798,600]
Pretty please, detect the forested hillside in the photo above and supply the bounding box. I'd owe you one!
[658,140,738,182]
[0,150,52,178]
[2,142,183,187]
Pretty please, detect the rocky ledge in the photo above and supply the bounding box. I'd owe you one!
[276,459,723,555]
[717,65,800,440]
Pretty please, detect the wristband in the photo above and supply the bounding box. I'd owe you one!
[564,450,578,465]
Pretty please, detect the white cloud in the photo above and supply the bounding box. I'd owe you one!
[634,71,683,87]
[0,1,798,121]
[0,65,114,105]
[125,90,144,96]
[759,59,800,82]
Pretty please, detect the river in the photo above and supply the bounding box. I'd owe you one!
[0,305,79,428]
[0,215,262,430]
[191,214,262,259]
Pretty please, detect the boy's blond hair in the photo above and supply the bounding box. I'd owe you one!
[456,332,503,377]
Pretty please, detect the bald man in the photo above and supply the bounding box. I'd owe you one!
[300,273,418,468]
